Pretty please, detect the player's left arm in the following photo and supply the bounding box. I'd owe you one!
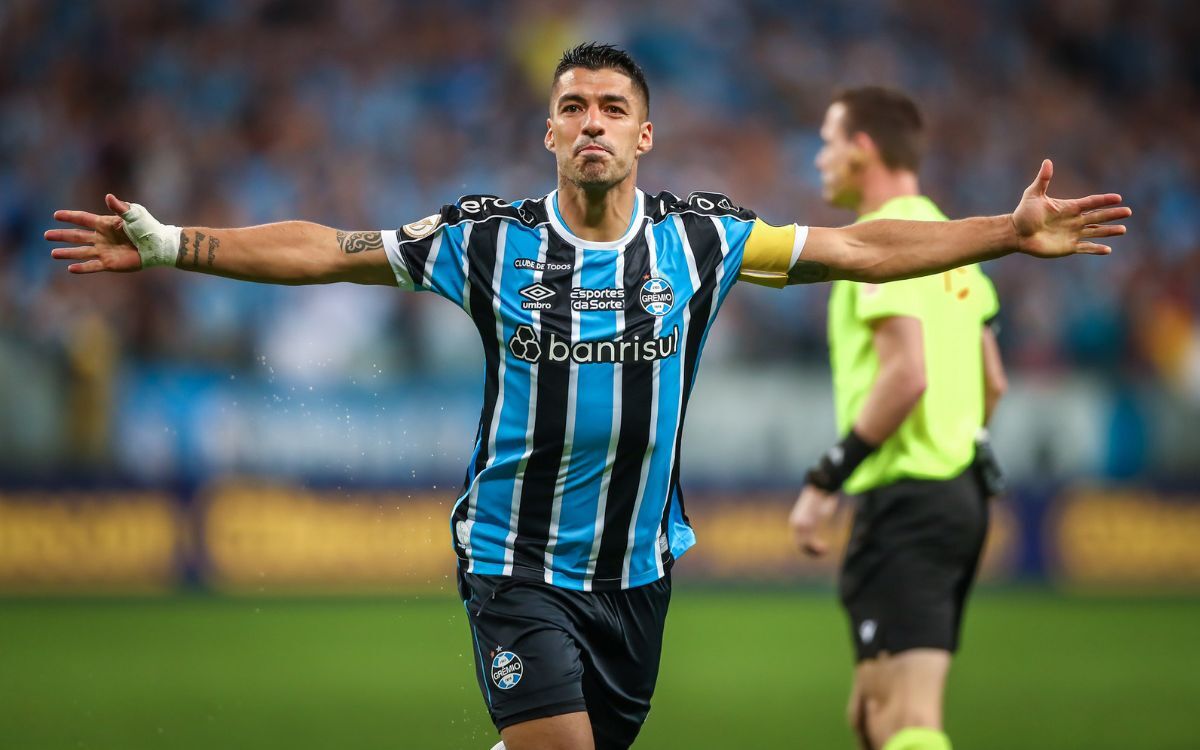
[785,160,1130,284]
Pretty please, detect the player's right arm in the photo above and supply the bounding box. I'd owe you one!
[46,194,396,286]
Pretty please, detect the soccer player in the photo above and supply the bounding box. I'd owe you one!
[48,44,1127,750]
[789,87,1012,750]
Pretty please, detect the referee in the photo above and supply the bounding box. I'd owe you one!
[790,87,1009,750]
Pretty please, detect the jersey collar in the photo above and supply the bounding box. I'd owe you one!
[545,188,645,250]
[856,195,940,224]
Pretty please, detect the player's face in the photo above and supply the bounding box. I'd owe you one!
[546,68,653,190]
[815,103,865,210]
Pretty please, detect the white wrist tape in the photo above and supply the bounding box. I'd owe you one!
[120,203,181,268]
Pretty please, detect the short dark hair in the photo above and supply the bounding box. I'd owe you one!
[553,42,650,116]
[833,87,924,172]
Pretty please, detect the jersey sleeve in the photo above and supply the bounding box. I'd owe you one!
[853,276,929,322]
[381,204,470,307]
[976,268,1000,324]
[737,219,810,288]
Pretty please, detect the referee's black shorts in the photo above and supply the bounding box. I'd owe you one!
[457,569,671,750]
[838,467,988,662]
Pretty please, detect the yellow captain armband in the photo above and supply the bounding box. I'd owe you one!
[738,218,809,288]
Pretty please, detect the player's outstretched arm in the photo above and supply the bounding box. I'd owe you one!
[47,194,396,286]
[787,160,1131,284]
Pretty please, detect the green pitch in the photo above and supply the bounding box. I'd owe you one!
[1,588,1196,749]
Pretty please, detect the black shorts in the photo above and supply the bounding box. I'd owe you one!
[838,468,988,662]
[457,569,671,750]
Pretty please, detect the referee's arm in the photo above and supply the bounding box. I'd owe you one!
[854,316,926,444]
[981,325,1007,425]
[789,316,924,555]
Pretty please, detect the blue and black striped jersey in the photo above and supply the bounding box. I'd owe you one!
[383,188,803,591]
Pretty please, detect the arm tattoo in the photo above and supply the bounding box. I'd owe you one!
[336,230,384,254]
[192,231,204,267]
[177,230,190,267]
[787,260,832,285]
[207,236,219,267]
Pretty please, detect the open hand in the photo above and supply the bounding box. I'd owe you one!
[789,484,838,557]
[46,194,142,273]
[1011,159,1131,258]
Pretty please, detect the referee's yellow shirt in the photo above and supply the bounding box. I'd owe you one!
[828,196,999,494]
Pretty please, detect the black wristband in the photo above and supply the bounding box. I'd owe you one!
[805,429,878,492]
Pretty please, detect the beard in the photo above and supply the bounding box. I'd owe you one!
[564,152,633,191]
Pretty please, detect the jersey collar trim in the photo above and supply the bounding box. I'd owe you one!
[545,188,645,250]
[856,195,940,224]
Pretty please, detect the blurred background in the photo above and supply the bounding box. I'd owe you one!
[2,0,1198,748]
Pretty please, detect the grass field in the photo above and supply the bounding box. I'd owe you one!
[1,588,1197,749]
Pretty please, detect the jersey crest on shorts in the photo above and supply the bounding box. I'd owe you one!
[859,619,877,644]
[490,650,523,689]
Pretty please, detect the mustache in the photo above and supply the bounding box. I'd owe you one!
[573,140,613,155]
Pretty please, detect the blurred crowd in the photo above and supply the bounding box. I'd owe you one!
[2,0,1199,400]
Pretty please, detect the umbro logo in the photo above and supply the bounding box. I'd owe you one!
[519,283,555,310]
[520,283,555,301]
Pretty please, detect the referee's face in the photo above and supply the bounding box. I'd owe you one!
[816,102,865,210]
[546,67,653,190]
